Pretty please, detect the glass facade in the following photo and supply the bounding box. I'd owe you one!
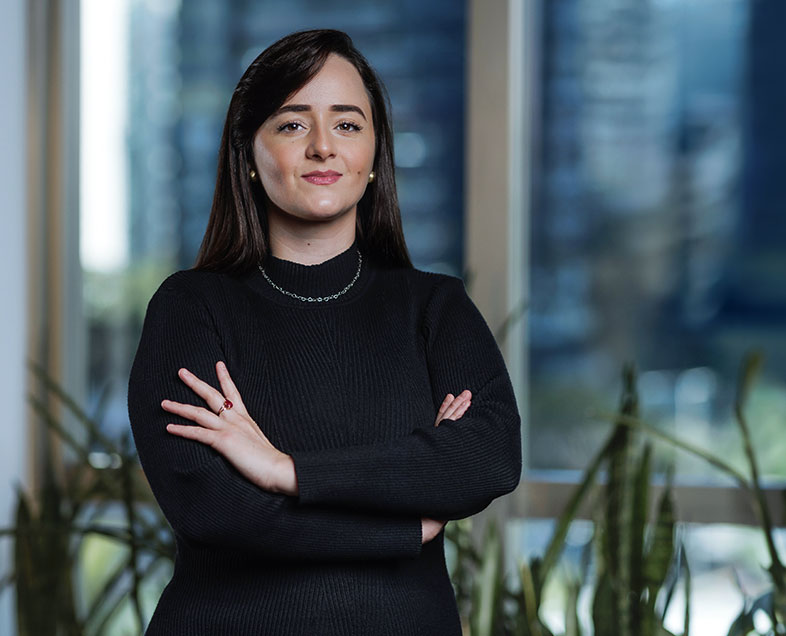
[529,0,786,481]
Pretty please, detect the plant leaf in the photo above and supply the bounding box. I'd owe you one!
[471,517,503,636]
[681,542,691,636]
[630,442,652,633]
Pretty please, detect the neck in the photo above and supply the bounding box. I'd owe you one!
[266,206,357,266]
[258,234,364,302]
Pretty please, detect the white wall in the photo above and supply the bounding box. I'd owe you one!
[0,0,28,633]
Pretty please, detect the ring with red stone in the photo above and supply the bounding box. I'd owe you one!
[216,398,233,416]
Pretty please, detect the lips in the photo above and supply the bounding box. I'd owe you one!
[302,170,342,185]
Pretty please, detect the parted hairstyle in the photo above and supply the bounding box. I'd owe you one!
[193,28,413,273]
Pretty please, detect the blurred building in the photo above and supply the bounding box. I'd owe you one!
[528,0,785,471]
[709,0,786,374]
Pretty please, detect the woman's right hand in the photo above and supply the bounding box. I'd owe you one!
[422,390,472,544]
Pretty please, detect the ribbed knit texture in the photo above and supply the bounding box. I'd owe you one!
[127,237,522,635]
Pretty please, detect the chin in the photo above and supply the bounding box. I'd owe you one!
[301,203,356,219]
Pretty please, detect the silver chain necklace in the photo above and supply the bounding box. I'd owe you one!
[257,248,363,302]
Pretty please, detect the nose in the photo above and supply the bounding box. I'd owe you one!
[305,121,336,161]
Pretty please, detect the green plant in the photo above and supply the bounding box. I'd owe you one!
[590,351,785,635]
[590,364,687,636]
[0,360,174,635]
[445,363,690,636]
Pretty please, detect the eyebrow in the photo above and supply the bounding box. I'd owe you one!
[270,104,368,122]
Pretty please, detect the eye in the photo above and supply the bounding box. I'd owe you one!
[336,120,363,132]
[277,121,305,133]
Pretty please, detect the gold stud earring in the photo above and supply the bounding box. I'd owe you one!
[368,171,375,183]
[250,169,258,181]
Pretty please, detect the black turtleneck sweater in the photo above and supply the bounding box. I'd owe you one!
[127,237,522,635]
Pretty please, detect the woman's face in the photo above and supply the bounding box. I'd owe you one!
[252,53,376,225]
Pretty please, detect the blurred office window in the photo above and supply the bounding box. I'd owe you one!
[80,0,466,440]
[529,0,786,482]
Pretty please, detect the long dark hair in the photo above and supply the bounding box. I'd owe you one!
[193,29,413,273]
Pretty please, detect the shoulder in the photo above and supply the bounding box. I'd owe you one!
[375,264,468,303]
[392,269,492,342]
[373,265,474,335]
[406,268,473,315]
[143,270,207,315]
[154,267,258,301]
[154,268,229,298]
[145,268,247,322]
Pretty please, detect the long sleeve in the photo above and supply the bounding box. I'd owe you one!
[127,273,423,562]
[290,275,523,520]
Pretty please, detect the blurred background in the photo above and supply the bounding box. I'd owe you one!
[2,0,785,633]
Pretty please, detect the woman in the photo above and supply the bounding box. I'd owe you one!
[128,28,521,635]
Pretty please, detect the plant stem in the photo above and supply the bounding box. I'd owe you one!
[733,352,786,593]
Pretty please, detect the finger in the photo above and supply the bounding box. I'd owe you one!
[441,404,459,421]
[177,367,229,415]
[436,394,454,419]
[442,397,472,423]
[161,399,225,430]
[166,423,219,447]
[435,398,462,426]
[215,361,249,416]
[452,399,470,415]
[441,391,465,414]
[442,391,470,420]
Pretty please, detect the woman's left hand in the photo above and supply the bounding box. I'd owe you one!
[162,361,294,494]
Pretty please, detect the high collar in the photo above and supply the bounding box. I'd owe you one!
[250,237,372,307]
